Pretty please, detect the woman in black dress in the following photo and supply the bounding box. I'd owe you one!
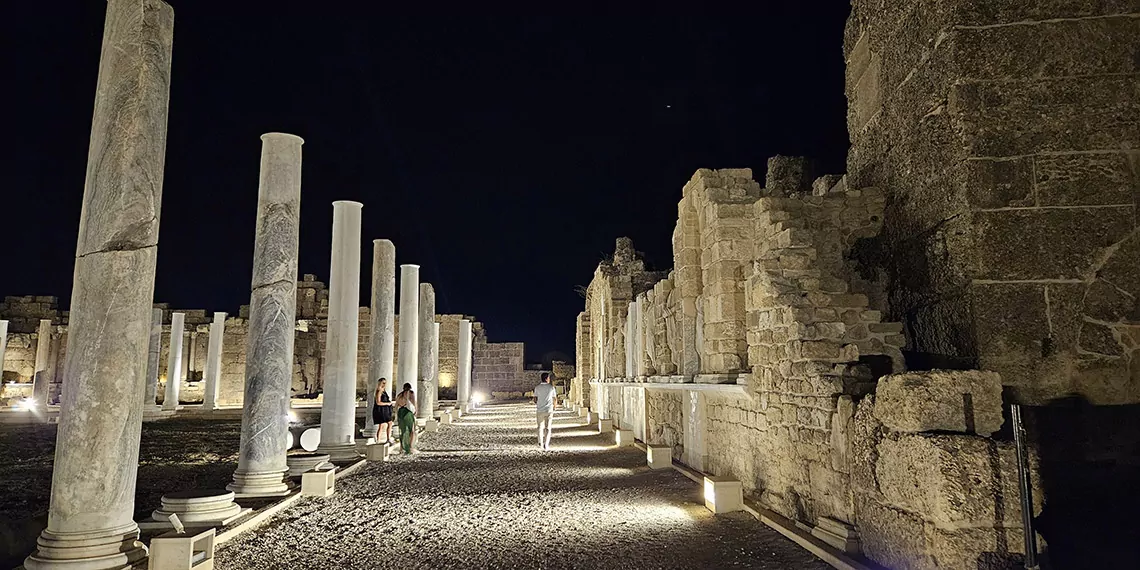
[373,378,394,444]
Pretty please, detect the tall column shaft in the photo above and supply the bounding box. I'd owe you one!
[0,320,8,384]
[25,1,173,567]
[365,239,396,433]
[33,319,52,407]
[317,200,363,461]
[202,312,226,410]
[396,265,420,394]
[457,319,472,406]
[143,308,162,407]
[229,132,303,496]
[188,331,198,377]
[417,283,437,420]
[46,333,63,405]
[163,312,185,410]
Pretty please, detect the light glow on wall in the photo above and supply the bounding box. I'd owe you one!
[438,372,455,388]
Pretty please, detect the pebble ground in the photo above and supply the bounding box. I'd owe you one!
[216,403,828,569]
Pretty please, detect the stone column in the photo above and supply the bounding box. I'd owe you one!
[316,200,363,462]
[45,333,63,405]
[143,308,162,407]
[202,312,226,410]
[365,239,396,435]
[181,330,191,384]
[24,1,173,567]
[33,319,52,408]
[0,320,8,382]
[228,132,303,497]
[397,265,420,393]
[417,283,436,420]
[188,330,198,379]
[163,312,185,410]
[457,319,472,408]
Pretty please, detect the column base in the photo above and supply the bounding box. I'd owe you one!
[24,523,148,570]
[315,442,360,464]
[226,468,292,498]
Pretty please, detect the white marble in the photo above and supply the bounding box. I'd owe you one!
[32,319,53,408]
[365,239,396,434]
[24,1,174,567]
[163,312,185,410]
[417,283,437,420]
[228,132,303,498]
[317,200,363,463]
[301,469,335,497]
[396,265,420,393]
[201,312,225,410]
[144,308,162,407]
[457,319,472,407]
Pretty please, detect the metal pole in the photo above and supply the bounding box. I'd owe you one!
[1011,403,1039,570]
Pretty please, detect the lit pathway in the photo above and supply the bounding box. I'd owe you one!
[215,403,828,569]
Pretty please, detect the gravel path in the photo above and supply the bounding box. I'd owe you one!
[216,403,828,570]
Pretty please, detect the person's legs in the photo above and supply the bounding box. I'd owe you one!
[543,412,554,449]
[385,421,393,444]
[536,412,546,447]
[398,409,414,454]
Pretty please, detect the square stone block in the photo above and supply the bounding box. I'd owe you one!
[578,407,590,418]
[425,419,439,432]
[647,445,672,469]
[149,527,215,570]
[615,428,635,447]
[703,475,744,514]
[598,419,614,433]
[301,468,335,497]
[353,437,375,453]
[364,443,389,462]
[440,412,453,425]
[874,370,1004,436]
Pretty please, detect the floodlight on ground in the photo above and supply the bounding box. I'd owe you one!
[18,398,36,411]
[472,392,485,404]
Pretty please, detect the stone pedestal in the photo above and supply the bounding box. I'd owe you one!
[598,418,614,433]
[148,528,214,570]
[615,428,635,447]
[24,1,175,567]
[811,517,861,554]
[163,312,185,410]
[457,319,472,408]
[301,469,335,497]
[416,284,437,420]
[578,407,590,419]
[424,419,439,432]
[364,443,389,462]
[354,437,375,454]
[317,201,364,463]
[703,476,744,514]
[396,265,420,395]
[365,239,396,435]
[440,412,453,425]
[286,453,331,479]
[150,491,243,527]
[228,133,303,498]
[647,446,672,469]
[201,312,225,410]
[144,308,162,407]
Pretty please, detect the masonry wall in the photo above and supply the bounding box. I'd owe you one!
[472,336,526,397]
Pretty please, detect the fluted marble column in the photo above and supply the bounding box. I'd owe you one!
[143,308,162,407]
[163,312,185,410]
[397,265,420,394]
[228,132,303,497]
[457,319,472,408]
[0,320,8,383]
[417,283,437,420]
[365,239,396,435]
[317,200,363,462]
[32,319,52,408]
[24,1,173,567]
[202,312,226,410]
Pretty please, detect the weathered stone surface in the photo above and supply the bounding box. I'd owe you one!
[365,239,396,433]
[765,156,817,196]
[874,370,1004,435]
[143,308,162,406]
[163,312,185,410]
[397,265,420,394]
[230,133,302,495]
[317,201,363,462]
[417,283,437,419]
[202,311,226,410]
[457,319,473,405]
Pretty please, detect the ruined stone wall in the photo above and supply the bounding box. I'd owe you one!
[645,389,683,459]
[845,0,1140,405]
[572,312,591,405]
[472,335,526,397]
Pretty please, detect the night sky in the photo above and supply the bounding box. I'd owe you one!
[3,2,851,363]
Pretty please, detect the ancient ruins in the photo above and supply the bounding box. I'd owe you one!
[0,0,1136,569]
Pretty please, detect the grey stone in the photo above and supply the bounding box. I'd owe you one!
[163,312,185,410]
[418,283,437,419]
[765,155,817,196]
[458,319,473,405]
[397,265,420,394]
[202,311,226,410]
[365,239,396,434]
[229,133,303,496]
[144,308,162,406]
[873,370,1004,436]
[317,200,363,462]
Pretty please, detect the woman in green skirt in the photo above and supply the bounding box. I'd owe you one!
[394,383,417,454]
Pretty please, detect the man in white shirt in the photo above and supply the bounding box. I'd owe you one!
[534,372,557,450]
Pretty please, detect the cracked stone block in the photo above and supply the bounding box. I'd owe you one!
[874,370,1003,436]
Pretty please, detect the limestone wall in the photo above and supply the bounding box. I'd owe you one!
[472,337,526,397]
[845,0,1140,405]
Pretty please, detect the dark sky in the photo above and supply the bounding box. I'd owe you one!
[2,2,851,364]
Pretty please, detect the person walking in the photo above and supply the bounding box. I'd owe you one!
[534,372,557,450]
[373,378,394,445]
[394,383,418,455]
